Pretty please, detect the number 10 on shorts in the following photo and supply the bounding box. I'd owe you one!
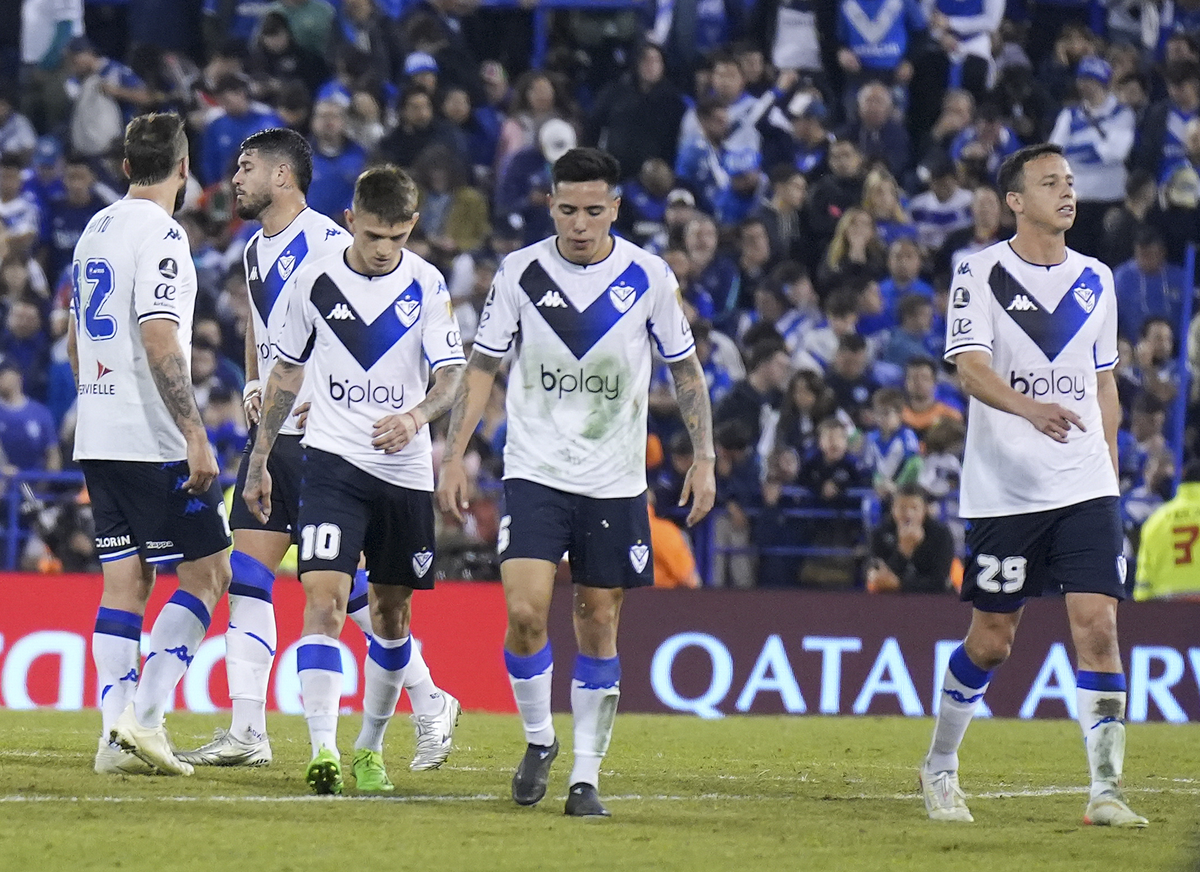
[300,523,342,560]
[975,554,1027,594]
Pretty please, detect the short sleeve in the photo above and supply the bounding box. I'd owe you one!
[275,268,318,365]
[472,258,522,358]
[1094,265,1119,371]
[132,220,191,324]
[647,260,695,361]
[943,257,993,362]
[421,272,467,371]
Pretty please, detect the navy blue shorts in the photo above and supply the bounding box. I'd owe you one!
[81,459,231,565]
[297,448,435,589]
[228,429,304,540]
[962,496,1126,613]
[500,478,653,589]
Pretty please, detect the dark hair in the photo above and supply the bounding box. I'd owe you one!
[715,419,754,452]
[1126,168,1156,198]
[816,416,847,436]
[1164,59,1200,86]
[741,322,785,349]
[905,355,938,376]
[0,154,25,171]
[825,290,859,319]
[897,292,932,323]
[1140,315,1174,339]
[894,481,928,502]
[708,49,741,71]
[124,112,188,186]
[746,336,787,372]
[998,143,1064,195]
[240,127,313,194]
[1133,223,1165,249]
[768,162,803,187]
[353,164,419,224]
[695,95,726,119]
[1132,393,1167,416]
[836,333,867,354]
[872,386,905,411]
[551,147,621,188]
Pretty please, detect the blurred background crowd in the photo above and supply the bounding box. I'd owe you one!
[1,0,1198,593]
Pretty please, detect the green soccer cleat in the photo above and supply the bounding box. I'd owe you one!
[305,748,344,796]
[352,748,395,793]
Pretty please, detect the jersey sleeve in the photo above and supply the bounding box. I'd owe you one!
[421,272,467,372]
[275,268,318,365]
[1094,264,1119,371]
[132,219,192,324]
[647,260,695,361]
[943,257,993,362]
[472,258,522,358]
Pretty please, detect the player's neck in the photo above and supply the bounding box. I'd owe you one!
[1009,226,1066,267]
[556,234,615,266]
[125,184,177,216]
[259,196,307,237]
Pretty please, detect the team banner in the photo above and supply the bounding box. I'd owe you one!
[2,576,1197,721]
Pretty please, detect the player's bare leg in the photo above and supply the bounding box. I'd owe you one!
[296,569,351,794]
[1067,592,1148,828]
[502,558,560,805]
[566,584,623,818]
[921,608,1022,822]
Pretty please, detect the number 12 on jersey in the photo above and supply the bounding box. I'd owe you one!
[72,258,118,341]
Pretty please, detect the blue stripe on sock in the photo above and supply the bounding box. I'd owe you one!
[94,607,141,641]
[948,644,992,690]
[368,637,411,671]
[168,589,211,630]
[351,569,369,600]
[229,550,275,603]
[574,654,620,689]
[505,643,552,679]
[297,643,343,673]
[1077,671,1127,692]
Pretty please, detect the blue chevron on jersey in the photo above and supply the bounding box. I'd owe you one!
[247,230,311,322]
[989,264,1103,362]
[310,274,421,370]
[518,260,650,360]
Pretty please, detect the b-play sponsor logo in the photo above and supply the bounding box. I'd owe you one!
[328,374,405,409]
[540,364,621,400]
[1009,369,1086,402]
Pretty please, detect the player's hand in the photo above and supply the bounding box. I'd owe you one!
[1024,401,1085,443]
[679,457,716,527]
[436,458,470,522]
[292,401,311,432]
[372,411,421,454]
[243,382,262,425]
[183,438,219,494]
[243,461,273,524]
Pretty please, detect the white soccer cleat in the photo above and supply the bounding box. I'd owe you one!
[94,737,157,775]
[410,693,461,771]
[1084,790,1149,828]
[919,765,974,822]
[176,728,273,767]
[110,703,193,776]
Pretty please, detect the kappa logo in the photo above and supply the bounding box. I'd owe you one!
[164,227,181,240]
[1006,294,1038,312]
[248,265,260,281]
[537,289,569,309]
[956,261,972,276]
[629,541,649,573]
[325,228,341,239]
[96,361,112,379]
[608,281,637,314]
[412,549,434,578]
[1072,283,1096,314]
[395,296,421,327]
[327,302,356,321]
[277,254,296,280]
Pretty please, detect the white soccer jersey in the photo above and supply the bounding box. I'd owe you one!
[245,208,349,436]
[944,241,1120,518]
[71,198,198,462]
[276,248,464,490]
[474,235,695,499]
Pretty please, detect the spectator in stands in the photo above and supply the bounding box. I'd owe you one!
[909,154,973,256]
[412,143,489,262]
[647,490,701,588]
[0,298,49,401]
[1114,225,1187,343]
[0,358,59,472]
[1133,458,1200,601]
[307,98,366,221]
[41,156,107,286]
[839,82,911,179]
[712,418,761,589]
[0,84,37,161]
[916,416,963,502]
[374,85,458,170]
[835,0,925,114]
[817,206,886,293]
[865,482,954,593]
[991,61,1054,146]
[683,213,738,326]
[1121,447,1174,570]
[806,137,865,247]
[587,42,685,179]
[926,0,1002,102]
[0,156,40,262]
[248,10,329,101]
[1125,317,1181,415]
[861,167,915,247]
[495,70,568,173]
[879,236,931,311]
[333,0,398,84]
[63,34,151,129]
[772,261,821,351]
[268,0,336,56]
[769,368,839,459]
[823,332,879,426]
[493,117,573,242]
[734,217,774,308]
[616,158,674,248]
[902,356,961,438]
[201,74,283,184]
[805,288,860,365]
[863,386,922,499]
[797,416,868,587]
[680,50,760,157]
[715,337,790,446]
[440,86,500,182]
[942,184,1003,276]
[751,164,811,265]
[1131,59,1200,184]
[774,92,831,183]
[951,101,1021,185]
[882,293,937,368]
[918,88,974,160]
[1101,170,1158,268]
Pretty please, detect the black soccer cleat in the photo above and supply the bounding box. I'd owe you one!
[511,739,559,806]
[564,782,611,818]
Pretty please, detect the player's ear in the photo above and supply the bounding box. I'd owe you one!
[1005,190,1021,214]
[122,158,131,180]
[344,208,355,233]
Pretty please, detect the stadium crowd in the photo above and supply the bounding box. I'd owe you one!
[1,0,1198,591]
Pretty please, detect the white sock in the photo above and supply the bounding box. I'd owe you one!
[1076,672,1128,799]
[404,640,443,717]
[92,608,142,738]
[134,590,210,729]
[505,644,555,747]
[926,644,992,774]
[355,636,411,752]
[297,634,343,757]
[225,551,277,742]
[569,655,621,788]
[347,569,373,640]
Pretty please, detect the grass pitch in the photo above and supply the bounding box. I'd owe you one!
[0,711,1196,872]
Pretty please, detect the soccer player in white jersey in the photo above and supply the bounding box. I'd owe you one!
[921,143,1147,828]
[437,147,717,817]
[179,129,460,772]
[70,113,232,777]
[245,165,465,795]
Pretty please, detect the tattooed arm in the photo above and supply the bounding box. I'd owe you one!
[372,364,465,454]
[141,318,218,493]
[243,358,306,522]
[435,351,503,520]
[668,353,717,526]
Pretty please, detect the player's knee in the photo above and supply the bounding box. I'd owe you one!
[506,600,549,638]
[964,632,1014,670]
